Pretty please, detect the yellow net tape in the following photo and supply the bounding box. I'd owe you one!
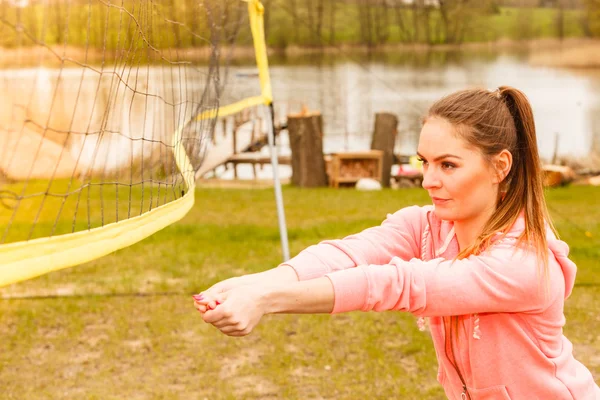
[0,0,272,288]
[196,0,272,121]
[248,0,273,106]
[0,123,195,288]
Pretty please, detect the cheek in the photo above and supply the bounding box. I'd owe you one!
[445,169,493,203]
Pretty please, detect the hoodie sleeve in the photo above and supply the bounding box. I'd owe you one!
[282,205,426,281]
[326,239,562,316]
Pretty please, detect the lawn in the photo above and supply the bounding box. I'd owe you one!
[0,184,599,399]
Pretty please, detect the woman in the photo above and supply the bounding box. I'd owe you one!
[193,86,599,399]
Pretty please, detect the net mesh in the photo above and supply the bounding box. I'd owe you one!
[0,0,261,246]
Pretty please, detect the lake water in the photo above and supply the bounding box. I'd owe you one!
[219,49,600,179]
[2,48,599,181]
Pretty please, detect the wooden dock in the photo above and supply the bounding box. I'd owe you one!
[204,152,291,179]
[226,153,291,165]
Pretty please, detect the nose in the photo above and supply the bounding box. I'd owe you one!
[421,166,441,190]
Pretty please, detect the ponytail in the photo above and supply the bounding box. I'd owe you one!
[493,87,557,269]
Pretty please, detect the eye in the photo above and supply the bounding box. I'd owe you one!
[441,162,456,170]
[417,157,428,166]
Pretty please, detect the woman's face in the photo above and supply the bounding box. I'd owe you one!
[417,117,501,224]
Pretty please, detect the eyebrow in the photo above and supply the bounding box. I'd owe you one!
[416,152,463,162]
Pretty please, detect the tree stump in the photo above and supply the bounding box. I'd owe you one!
[370,112,398,188]
[287,111,328,187]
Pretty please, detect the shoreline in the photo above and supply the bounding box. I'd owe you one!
[2,38,600,69]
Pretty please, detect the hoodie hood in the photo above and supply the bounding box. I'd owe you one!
[547,238,577,299]
[505,213,577,300]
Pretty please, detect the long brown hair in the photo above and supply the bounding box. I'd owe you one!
[426,86,558,269]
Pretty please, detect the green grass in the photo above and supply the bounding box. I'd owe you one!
[0,178,185,243]
[0,185,599,398]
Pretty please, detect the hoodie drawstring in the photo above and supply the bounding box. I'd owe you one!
[417,214,481,340]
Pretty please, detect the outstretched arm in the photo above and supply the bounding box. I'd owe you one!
[195,277,335,336]
[196,238,571,336]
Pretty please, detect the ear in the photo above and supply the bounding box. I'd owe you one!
[492,150,512,184]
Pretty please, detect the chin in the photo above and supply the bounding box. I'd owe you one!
[432,207,456,221]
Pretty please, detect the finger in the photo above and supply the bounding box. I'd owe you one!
[192,294,217,306]
[219,324,245,334]
[205,299,221,310]
[192,294,208,304]
[192,298,208,312]
[202,308,228,324]
[212,318,237,329]
[192,293,207,300]
[221,327,251,337]
[203,292,226,310]
[194,303,207,313]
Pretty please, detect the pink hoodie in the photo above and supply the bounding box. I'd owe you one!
[283,205,600,399]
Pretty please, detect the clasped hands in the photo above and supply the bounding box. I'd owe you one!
[193,278,269,337]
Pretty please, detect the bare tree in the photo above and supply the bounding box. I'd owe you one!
[289,0,301,42]
[583,0,600,36]
[306,0,315,43]
[515,6,536,39]
[393,0,415,42]
[188,0,201,47]
[374,0,390,44]
[421,1,433,44]
[328,0,337,44]
[555,2,565,40]
[437,0,490,44]
[358,0,375,47]
[55,0,63,44]
[169,0,182,47]
[304,0,326,44]
[316,0,325,43]
[412,0,421,42]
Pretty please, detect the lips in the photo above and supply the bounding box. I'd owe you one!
[431,197,451,205]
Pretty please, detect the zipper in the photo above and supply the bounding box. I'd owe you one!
[427,213,470,400]
[444,316,470,400]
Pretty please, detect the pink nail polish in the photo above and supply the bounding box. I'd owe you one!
[192,294,204,301]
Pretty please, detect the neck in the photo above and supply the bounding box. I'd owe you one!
[454,204,496,251]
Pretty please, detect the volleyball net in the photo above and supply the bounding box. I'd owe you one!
[0,0,279,287]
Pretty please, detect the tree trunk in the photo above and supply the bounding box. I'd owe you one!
[412,1,420,43]
[374,0,390,45]
[555,5,565,40]
[170,0,182,47]
[370,112,398,188]
[358,0,374,47]
[290,0,301,42]
[287,112,328,187]
[393,2,411,42]
[55,0,63,44]
[328,0,336,45]
[316,0,325,44]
